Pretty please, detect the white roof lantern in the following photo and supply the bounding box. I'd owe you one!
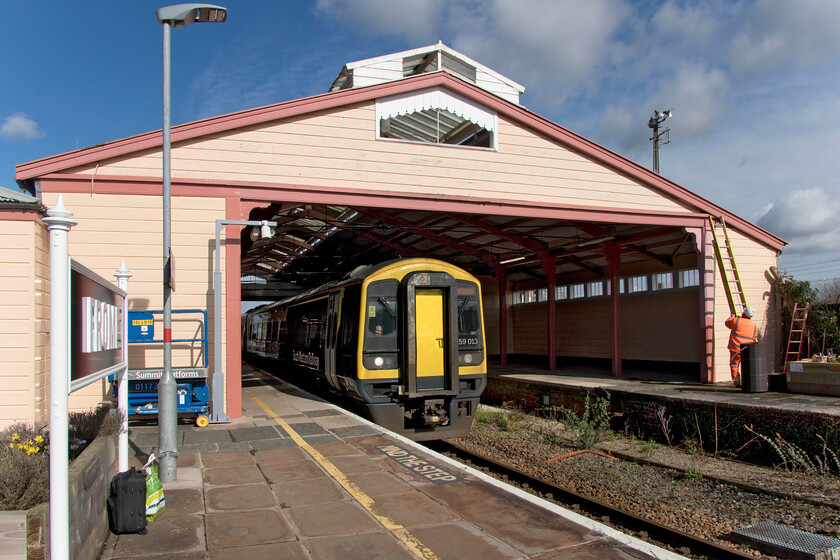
[329,41,525,105]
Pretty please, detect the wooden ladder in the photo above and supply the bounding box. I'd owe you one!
[784,302,810,372]
[709,216,748,315]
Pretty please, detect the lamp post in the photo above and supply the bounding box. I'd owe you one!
[648,108,673,174]
[212,219,275,423]
[156,3,226,483]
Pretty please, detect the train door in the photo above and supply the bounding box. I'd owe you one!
[415,288,445,389]
[324,291,341,390]
[404,272,459,396]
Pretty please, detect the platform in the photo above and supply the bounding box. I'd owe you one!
[487,361,840,419]
[98,364,686,560]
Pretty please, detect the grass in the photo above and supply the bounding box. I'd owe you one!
[474,407,530,433]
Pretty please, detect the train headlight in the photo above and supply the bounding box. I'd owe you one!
[364,353,398,370]
[464,353,474,364]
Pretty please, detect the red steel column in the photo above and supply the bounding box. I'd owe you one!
[540,253,557,371]
[606,243,623,377]
[225,197,243,418]
[697,225,716,383]
[495,265,508,366]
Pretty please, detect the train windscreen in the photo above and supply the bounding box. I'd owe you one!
[457,282,482,349]
[364,280,399,352]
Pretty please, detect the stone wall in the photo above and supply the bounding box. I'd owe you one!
[482,376,840,466]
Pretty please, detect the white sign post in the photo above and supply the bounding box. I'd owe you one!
[114,263,132,472]
[44,196,76,560]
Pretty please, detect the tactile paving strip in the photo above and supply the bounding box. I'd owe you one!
[731,521,840,560]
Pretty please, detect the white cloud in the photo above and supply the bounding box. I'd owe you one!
[658,63,730,137]
[651,1,731,45]
[756,188,840,254]
[729,0,840,78]
[0,113,44,141]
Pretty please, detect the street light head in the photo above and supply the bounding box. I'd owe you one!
[157,4,227,28]
[666,108,674,118]
[259,220,274,240]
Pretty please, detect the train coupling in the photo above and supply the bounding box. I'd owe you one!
[417,399,449,427]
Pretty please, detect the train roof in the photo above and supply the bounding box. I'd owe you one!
[243,258,478,315]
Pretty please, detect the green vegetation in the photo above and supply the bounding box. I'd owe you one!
[745,425,840,481]
[683,469,703,480]
[776,272,840,360]
[474,408,529,433]
[0,405,124,511]
[546,392,613,450]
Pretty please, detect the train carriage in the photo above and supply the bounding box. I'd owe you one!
[243,258,487,440]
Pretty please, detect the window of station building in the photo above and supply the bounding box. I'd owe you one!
[555,285,568,300]
[651,272,673,291]
[679,269,700,288]
[587,281,605,297]
[513,289,536,304]
[377,89,497,149]
[402,51,478,83]
[570,283,585,299]
[627,275,648,294]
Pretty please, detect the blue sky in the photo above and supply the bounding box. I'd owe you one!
[2,0,839,279]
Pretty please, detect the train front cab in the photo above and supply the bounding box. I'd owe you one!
[355,266,487,441]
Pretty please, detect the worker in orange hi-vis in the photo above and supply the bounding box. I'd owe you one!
[725,307,758,387]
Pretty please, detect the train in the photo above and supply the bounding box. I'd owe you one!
[242,258,487,440]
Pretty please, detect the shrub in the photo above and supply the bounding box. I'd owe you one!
[0,405,123,511]
[0,423,50,510]
[548,391,613,450]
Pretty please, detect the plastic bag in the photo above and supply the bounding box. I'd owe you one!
[142,454,165,522]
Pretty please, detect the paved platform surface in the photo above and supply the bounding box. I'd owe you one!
[488,362,840,418]
[98,365,686,560]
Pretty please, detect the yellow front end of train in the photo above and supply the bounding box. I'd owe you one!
[351,259,487,440]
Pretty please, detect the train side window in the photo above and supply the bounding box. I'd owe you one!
[339,285,359,350]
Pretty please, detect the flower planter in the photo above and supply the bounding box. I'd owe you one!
[786,361,840,397]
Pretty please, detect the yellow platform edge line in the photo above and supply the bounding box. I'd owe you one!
[246,390,440,560]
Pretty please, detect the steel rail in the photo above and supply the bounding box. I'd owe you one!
[429,440,757,560]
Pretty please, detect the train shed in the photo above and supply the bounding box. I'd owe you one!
[8,43,785,426]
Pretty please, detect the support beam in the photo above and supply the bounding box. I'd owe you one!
[540,253,557,371]
[606,243,623,377]
[449,214,547,252]
[359,208,500,266]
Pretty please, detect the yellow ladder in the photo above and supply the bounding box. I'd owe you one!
[784,302,810,372]
[709,216,748,315]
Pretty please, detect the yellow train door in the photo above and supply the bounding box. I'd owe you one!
[415,288,445,388]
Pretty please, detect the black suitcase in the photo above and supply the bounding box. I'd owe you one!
[107,467,148,534]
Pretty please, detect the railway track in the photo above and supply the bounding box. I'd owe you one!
[428,440,759,560]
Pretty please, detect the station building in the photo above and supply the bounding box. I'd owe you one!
[3,43,785,428]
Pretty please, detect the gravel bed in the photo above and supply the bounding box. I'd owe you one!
[448,405,840,559]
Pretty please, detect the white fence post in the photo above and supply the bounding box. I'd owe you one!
[114,262,132,472]
[43,195,76,560]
